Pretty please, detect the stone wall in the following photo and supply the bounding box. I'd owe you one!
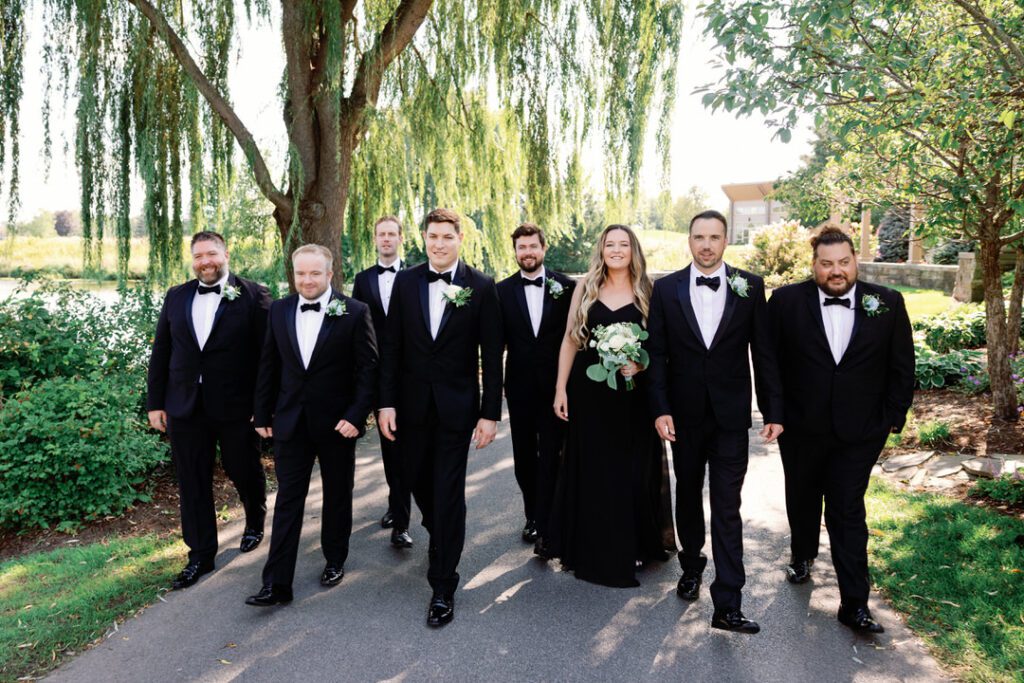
[858,261,958,293]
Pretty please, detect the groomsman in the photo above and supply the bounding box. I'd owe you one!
[496,223,574,549]
[378,208,503,627]
[352,215,413,549]
[147,231,270,590]
[647,210,783,634]
[246,245,378,606]
[768,226,914,634]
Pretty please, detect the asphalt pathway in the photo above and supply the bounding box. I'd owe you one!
[49,405,947,682]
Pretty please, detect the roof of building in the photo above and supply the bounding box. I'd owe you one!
[721,181,776,202]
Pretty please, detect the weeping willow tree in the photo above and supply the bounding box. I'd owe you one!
[0,0,683,287]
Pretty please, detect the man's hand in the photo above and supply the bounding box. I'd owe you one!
[760,423,783,443]
[335,419,359,438]
[378,408,397,441]
[148,410,167,433]
[473,418,497,449]
[654,414,675,442]
[256,426,273,439]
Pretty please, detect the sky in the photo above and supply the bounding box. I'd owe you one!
[7,0,814,223]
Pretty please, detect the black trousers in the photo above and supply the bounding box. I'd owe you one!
[506,394,565,535]
[671,419,749,611]
[779,430,885,608]
[167,397,267,564]
[262,419,356,588]
[377,412,411,530]
[402,397,473,597]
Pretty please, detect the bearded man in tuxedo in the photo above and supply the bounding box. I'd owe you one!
[378,208,503,627]
[147,231,270,590]
[768,226,914,634]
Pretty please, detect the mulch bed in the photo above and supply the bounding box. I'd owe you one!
[908,390,1024,455]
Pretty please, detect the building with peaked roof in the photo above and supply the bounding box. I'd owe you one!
[721,181,788,244]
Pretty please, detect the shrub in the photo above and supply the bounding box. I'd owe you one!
[971,470,1024,506]
[917,420,951,447]
[930,239,974,265]
[914,343,984,389]
[746,220,813,288]
[877,205,910,262]
[0,375,168,531]
[913,306,993,353]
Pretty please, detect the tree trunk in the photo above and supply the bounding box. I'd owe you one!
[273,184,350,293]
[1006,244,1024,357]
[978,234,1018,420]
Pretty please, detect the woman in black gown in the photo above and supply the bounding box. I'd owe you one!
[548,224,674,587]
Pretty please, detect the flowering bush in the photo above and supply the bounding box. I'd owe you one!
[746,220,813,289]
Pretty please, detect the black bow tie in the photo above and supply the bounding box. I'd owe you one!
[300,302,321,312]
[376,264,396,274]
[824,297,851,308]
[427,270,453,284]
[696,275,720,291]
[197,284,221,295]
[522,277,544,287]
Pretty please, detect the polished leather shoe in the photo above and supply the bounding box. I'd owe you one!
[171,560,214,590]
[391,528,413,548]
[838,605,885,634]
[786,558,812,584]
[239,528,264,553]
[711,609,761,634]
[381,511,395,529]
[427,594,454,627]
[245,584,293,606]
[521,520,538,543]
[676,572,702,601]
[320,564,345,587]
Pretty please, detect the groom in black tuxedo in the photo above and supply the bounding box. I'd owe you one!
[351,215,412,549]
[147,231,270,590]
[647,210,782,634]
[768,226,914,634]
[245,244,378,607]
[496,223,574,549]
[378,208,503,627]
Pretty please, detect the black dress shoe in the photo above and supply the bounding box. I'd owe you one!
[245,584,293,606]
[239,528,264,553]
[320,563,345,587]
[381,511,395,529]
[711,609,761,634]
[533,538,553,560]
[390,528,413,548]
[521,520,538,543]
[676,571,702,601]
[786,559,812,584]
[427,594,454,627]
[171,560,214,590]
[838,605,885,634]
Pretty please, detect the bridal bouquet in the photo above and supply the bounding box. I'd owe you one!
[586,322,650,391]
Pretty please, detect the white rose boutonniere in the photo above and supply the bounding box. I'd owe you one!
[860,294,888,317]
[547,278,565,299]
[222,284,240,301]
[326,299,347,317]
[443,283,473,307]
[727,273,750,298]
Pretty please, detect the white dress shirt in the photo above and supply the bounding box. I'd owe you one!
[428,263,457,340]
[521,266,546,336]
[689,263,727,348]
[295,288,331,369]
[377,258,400,315]
[192,270,229,351]
[819,283,856,364]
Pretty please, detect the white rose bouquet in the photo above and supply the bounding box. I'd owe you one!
[586,322,650,391]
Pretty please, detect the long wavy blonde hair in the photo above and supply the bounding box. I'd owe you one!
[569,224,652,349]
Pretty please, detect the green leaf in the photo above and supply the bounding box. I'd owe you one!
[778,128,792,143]
[999,109,1016,129]
[586,364,608,382]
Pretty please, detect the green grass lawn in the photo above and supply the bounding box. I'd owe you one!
[0,535,184,682]
[865,479,1024,682]
[889,285,962,321]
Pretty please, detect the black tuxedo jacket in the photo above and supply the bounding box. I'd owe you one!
[647,264,781,430]
[253,290,378,442]
[351,261,407,348]
[767,279,914,443]
[379,261,503,431]
[496,270,575,404]
[146,274,271,421]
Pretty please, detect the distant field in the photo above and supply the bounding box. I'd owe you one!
[633,229,751,273]
[0,236,171,280]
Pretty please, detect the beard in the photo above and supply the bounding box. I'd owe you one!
[195,263,227,285]
[517,255,543,274]
[817,273,856,296]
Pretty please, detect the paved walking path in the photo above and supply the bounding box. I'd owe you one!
[49,407,947,682]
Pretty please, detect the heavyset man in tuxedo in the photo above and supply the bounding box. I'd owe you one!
[146,231,270,590]
[647,210,783,634]
[351,215,413,549]
[768,226,914,634]
[496,223,574,550]
[246,244,378,606]
[378,208,503,627]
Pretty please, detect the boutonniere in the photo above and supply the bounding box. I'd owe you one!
[326,299,347,317]
[726,273,750,298]
[860,294,888,317]
[222,284,240,301]
[443,283,473,307]
[547,278,566,299]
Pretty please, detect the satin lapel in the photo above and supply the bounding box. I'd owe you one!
[418,269,432,339]
[842,285,867,364]
[435,261,466,340]
[205,274,234,343]
[804,282,832,358]
[708,265,738,352]
[284,296,302,366]
[183,281,201,349]
[539,276,554,336]
[675,266,705,349]
[307,289,340,370]
[367,269,384,314]
[514,277,533,336]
